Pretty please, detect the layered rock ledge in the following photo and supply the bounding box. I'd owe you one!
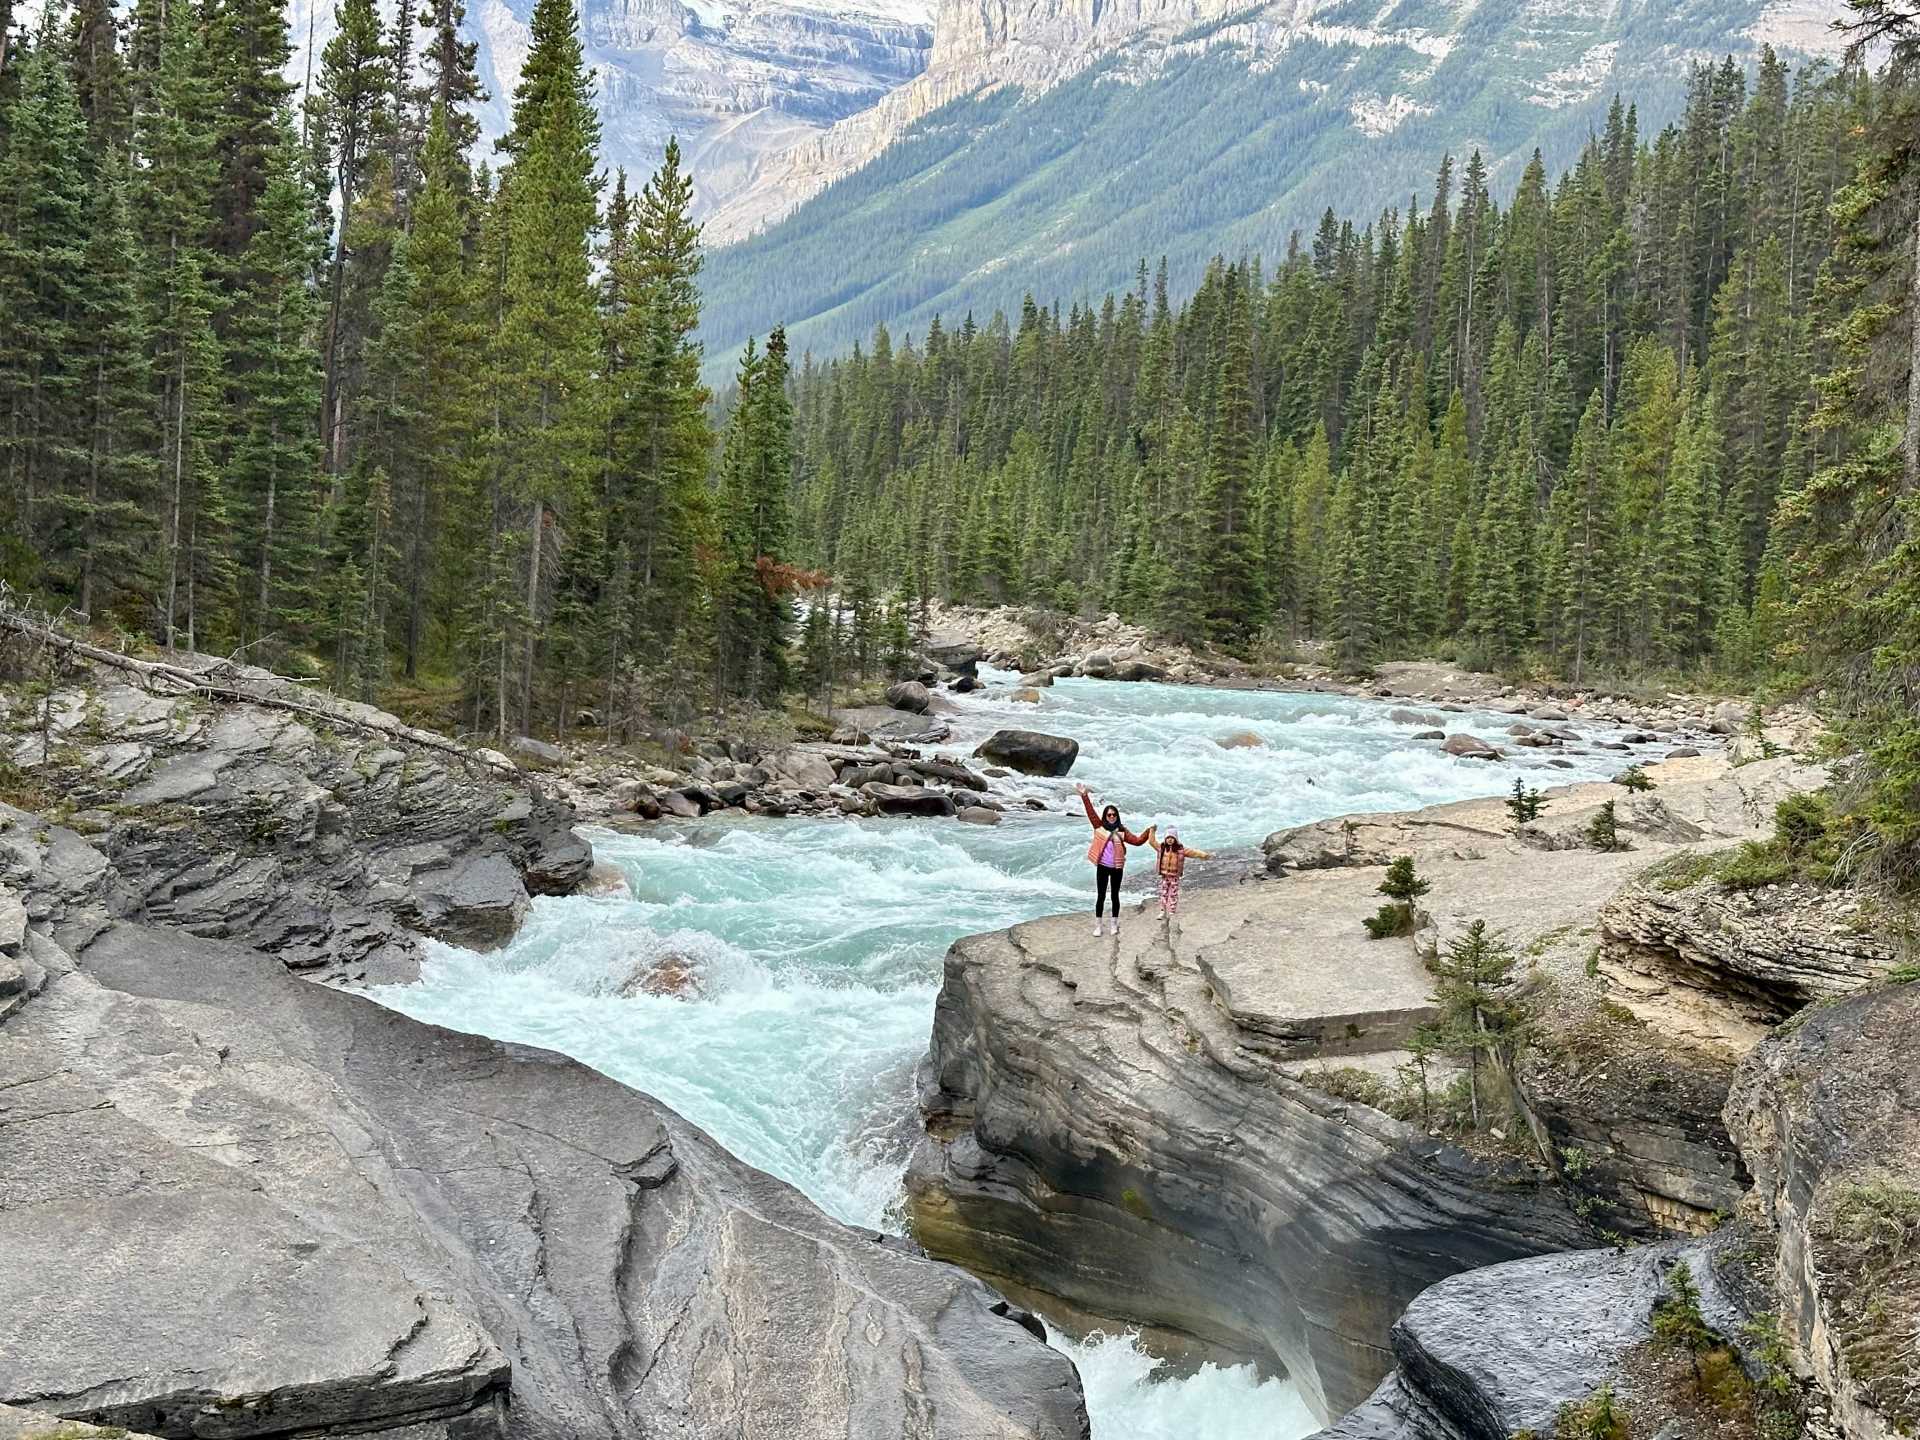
[906,754,1836,1424]
[906,880,1594,1423]
[0,662,591,982]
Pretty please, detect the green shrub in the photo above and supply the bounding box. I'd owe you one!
[1716,842,1796,889]
[1614,765,1655,792]
[1507,776,1547,829]
[1362,856,1430,939]
[1586,800,1621,852]
[1641,850,1718,892]
[1554,1383,1629,1440]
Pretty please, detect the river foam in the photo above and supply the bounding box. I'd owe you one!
[372,674,1647,1437]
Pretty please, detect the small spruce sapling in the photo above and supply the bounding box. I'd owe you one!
[1507,776,1547,830]
[1586,799,1621,851]
[1652,1259,1715,1382]
[1363,855,1430,939]
[1614,765,1654,792]
[1428,918,1525,1129]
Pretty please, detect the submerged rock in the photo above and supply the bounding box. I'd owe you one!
[973,729,1079,777]
[1217,730,1266,749]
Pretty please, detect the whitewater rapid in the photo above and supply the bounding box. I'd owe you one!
[372,673,1645,1436]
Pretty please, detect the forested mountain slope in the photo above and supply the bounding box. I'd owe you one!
[699,0,1850,364]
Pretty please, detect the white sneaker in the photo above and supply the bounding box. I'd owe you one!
[1093,918,1105,937]
[1111,918,1121,937]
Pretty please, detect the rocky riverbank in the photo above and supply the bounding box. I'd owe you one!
[904,743,1914,1435]
[515,605,1791,835]
[0,652,1088,1440]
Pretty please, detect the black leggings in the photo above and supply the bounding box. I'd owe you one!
[1095,865,1123,917]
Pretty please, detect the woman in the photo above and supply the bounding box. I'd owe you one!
[1076,782,1155,936]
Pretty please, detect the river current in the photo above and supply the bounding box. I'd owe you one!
[372,672,1642,1436]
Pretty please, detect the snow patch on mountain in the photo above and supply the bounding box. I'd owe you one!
[1528,39,1620,107]
[1350,91,1434,135]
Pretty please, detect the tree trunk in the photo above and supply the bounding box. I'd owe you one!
[521,499,543,735]
[404,468,428,679]
[1905,205,1920,495]
[164,324,188,650]
[257,421,279,644]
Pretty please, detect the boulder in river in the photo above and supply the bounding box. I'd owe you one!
[1411,729,1446,741]
[926,640,983,676]
[1217,731,1265,750]
[973,729,1080,777]
[658,789,703,819]
[1010,688,1043,704]
[885,680,932,714]
[958,807,1002,826]
[1441,733,1501,760]
[862,782,958,817]
[766,747,837,791]
[1018,671,1055,688]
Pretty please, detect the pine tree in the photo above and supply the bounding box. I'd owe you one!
[0,23,90,586]
[493,0,601,731]
[1363,855,1431,939]
[226,111,326,654]
[139,0,232,649]
[364,102,481,677]
[1506,777,1546,830]
[312,0,392,473]
[67,148,159,627]
[1425,918,1525,1129]
[1201,266,1264,645]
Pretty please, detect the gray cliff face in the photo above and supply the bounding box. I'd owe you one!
[0,818,1089,1440]
[906,900,1594,1424]
[287,0,932,227]
[0,672,591,983]
[1726,983,1920,1440]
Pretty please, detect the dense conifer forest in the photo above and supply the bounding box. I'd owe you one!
[0,0,1915,872]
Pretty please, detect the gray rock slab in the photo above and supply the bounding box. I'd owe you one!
[1,920,1087,1440]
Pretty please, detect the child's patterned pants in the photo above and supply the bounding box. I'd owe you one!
[1158,874,1181,913]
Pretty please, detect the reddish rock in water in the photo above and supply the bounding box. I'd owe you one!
[619,953,706,1000]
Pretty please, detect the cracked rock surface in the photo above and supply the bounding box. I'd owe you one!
[1,673,593,983]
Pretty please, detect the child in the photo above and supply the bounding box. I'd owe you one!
[1154,828,1211,919]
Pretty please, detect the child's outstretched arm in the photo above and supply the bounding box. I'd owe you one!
[1185,847,1212,860]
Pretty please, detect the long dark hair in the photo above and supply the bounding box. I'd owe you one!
[1101,805,1122,831]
